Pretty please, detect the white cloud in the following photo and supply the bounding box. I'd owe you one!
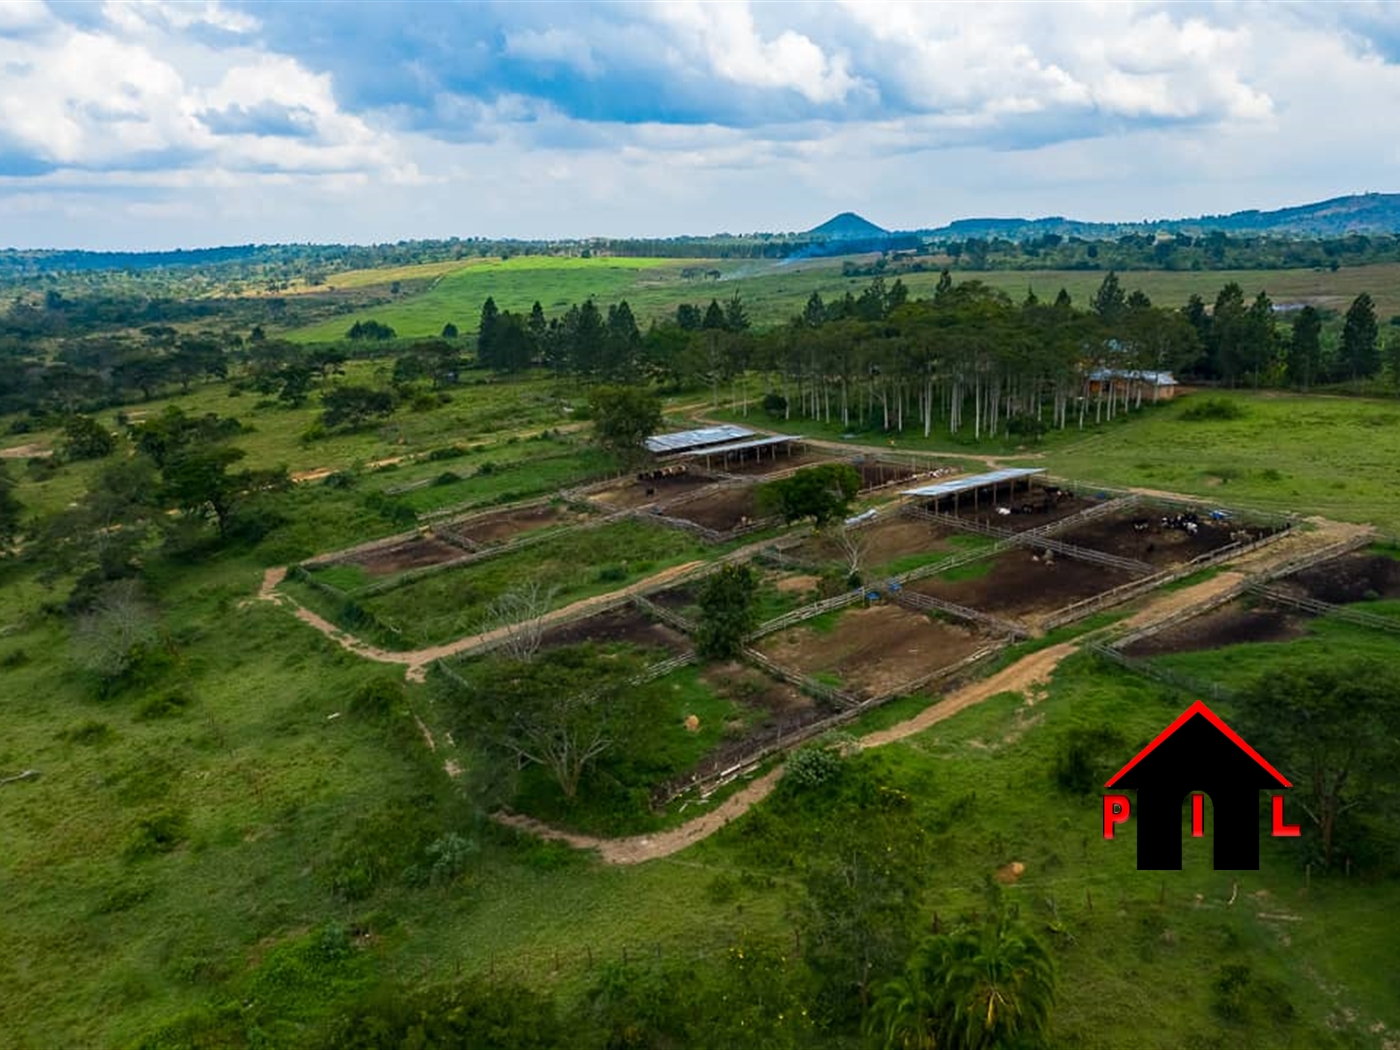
[649,1,869,105]
[502,27,602,77]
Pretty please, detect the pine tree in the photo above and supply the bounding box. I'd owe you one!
[1340,292,1380,380]
[476,297,500,369]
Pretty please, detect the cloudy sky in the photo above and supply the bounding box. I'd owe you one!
[2,0,1399,249]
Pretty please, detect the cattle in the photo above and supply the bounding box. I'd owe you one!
[996,506,1012,517]
[1132,518,1152,533]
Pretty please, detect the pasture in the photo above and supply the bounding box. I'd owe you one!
[4,357,1400,1047]
[280,254,1400,342]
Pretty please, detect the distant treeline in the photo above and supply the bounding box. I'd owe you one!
[871,231,1400,275]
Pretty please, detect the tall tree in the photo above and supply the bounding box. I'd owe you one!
[588,385,661,464]
[1236,659,1400,868]
[1340,292,1380,380]
[695,564,759,660]
[476,296,501,368]
[1091,270,1126,324]
[1287,305,1324,390]
[0,461,22,549]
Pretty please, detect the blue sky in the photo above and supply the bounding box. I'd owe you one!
[1,0,1399,249]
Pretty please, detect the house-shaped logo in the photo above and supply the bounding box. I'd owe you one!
[1102,701,1299,870]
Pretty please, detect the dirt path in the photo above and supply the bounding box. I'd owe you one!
[494,538,1347,866]
[261,558,709,681]
[492,642,1080,864]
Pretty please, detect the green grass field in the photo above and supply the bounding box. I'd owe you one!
[297,520,709,649]
[281,254,1400,343]
[5,361,1400,1046]
[1044,391,1400,534]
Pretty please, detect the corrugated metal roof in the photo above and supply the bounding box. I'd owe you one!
[1088,369,1178,385]
[679,434,802,457]
[644,424,754,454]
[900,467,1046,499]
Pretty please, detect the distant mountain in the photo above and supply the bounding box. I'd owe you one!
[919,193,1400,241]
[807,212,889,239]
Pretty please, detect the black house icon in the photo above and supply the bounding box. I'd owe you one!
[1105,701,1291,870]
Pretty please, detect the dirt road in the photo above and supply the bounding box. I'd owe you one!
[492,532,1351,866]
[259,559,709,681]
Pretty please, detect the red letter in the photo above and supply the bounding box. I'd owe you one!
[1272,795,1300,837]
[1103,794,1131,839]
[1192,794,1205,837]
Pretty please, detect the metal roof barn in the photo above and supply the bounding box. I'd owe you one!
[644,425,754,455]
[900,467,1046,499]
[679,434,802,458]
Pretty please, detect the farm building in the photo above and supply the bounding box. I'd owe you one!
[679,433,805,471]
[1087,369,1179,401]
[901,467,1052,514]
[644,424,755,456]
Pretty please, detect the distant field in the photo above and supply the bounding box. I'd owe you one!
[1043,391,1400,534]
[283,255,1400,342]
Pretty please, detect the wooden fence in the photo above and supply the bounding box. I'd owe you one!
[1089,643,1235,702]
[894,590,1029,639]
[740,646,860,708]
[630,593,697,635]
[898,502,1153,574]
[1247,584,1400,635]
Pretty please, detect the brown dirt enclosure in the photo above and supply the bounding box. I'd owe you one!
[756,603,991,700]
[343,535,463,577]
[910,549,1139,625]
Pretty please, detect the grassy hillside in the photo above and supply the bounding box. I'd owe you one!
[3,367,1399,1046]
[282,255,1400,342]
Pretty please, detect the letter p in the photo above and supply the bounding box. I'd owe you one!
[1103,794,1131,839]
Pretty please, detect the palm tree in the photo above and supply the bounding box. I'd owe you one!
[866,964,941,1050]
[929,913,1056,1050]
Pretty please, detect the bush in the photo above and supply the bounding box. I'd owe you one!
[58,719,114,745]
[1052,725,1126,795]
[124,811,189,860]
[762,391,788,417]
[137,687,194,721]
[322,470,356,489]
[404,832,478,887]
[1181,398,1246,422]
[348,678,404,720]
[433,471,461,487]
[785,742,844,790]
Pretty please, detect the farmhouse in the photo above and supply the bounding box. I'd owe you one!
[1087,369,1179,402]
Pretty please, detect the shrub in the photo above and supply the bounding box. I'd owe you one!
[762,391,788,417]
[1052,725,1126,795]
[124,811,189,860]
[58,719,114,745]
[785,742,844,790]
[1212,963,1252,1020]
[433,471,461,486]
[322,470,356,489]
[137,687,194,721]
[349,678,405,720]
[1181,398,1246,422]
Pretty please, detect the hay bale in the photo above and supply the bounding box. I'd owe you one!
[684,714,701,733]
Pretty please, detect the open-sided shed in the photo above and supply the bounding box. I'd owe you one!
[644,425,754,456]
[901,468,1048,514]
[679,433,804,470]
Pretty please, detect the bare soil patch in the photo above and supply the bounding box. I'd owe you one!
[1278,551,1400,605]
[1121,599,1311,657]
[775,573,822,594]
[345,535,463,577]
[537,604,690,656]
[1056,510,1267,568]
[0,442,50,459]
[588,472,714,509]
[791,516,957,571]
[757,603,989,700]
[910,549,1137,623]
[442,502,583,546]
[658,484,761,532]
